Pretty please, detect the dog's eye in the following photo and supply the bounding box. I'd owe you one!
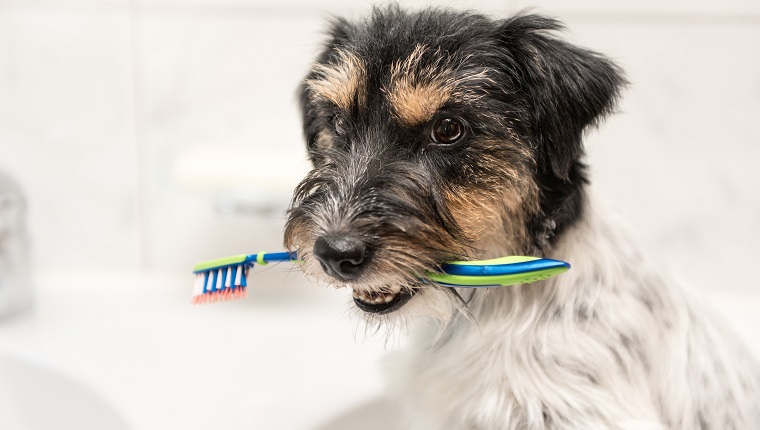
[333,116,347,135]
[431,118,464,145]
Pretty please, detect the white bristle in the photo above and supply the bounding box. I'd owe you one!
[216,269,223,290]
[234,266,243,286]
[193,274,202,296]
[225,267,232,288]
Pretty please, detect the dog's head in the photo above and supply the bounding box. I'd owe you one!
[285,7,625,319]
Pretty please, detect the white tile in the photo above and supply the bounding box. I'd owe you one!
[0,6,140,270]
[562,20,760,293]
[510,0,760,17]
[134,11,326,270]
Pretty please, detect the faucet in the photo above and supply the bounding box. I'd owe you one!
[0,172,32,318]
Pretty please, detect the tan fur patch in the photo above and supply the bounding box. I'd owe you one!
[387,82,451,126]
[306,49,366,110]
[386,45,496,127]
[387,46,451,126]
[444,138,540,257]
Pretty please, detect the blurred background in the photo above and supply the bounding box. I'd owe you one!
[0,0,758,429]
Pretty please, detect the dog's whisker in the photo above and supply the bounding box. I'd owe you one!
[441,284,477,324]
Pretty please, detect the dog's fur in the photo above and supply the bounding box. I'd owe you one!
[285,6,760,429]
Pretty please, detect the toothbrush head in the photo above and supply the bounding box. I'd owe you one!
[191,252,295,304]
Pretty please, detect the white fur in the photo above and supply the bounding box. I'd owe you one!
[385,193,760,429]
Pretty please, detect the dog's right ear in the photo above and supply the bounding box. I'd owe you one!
[299,18,354,159]
[498,14,626,180]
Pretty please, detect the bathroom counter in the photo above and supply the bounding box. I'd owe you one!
[0,271,758,430]
[0,270,396,430]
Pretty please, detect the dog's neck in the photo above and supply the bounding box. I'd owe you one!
[437,191,668,338]
[530,162,589,255]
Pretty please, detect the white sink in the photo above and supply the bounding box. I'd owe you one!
[0,271,394,430]
[0,352,129,430]
[313,397,405,430]
[0,271,756,430]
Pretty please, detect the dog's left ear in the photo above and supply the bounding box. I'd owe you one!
[499,15,626,180]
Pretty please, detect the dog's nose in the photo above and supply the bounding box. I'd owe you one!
[313,235,367,281]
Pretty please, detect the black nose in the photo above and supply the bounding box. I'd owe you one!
[313,236,367,281]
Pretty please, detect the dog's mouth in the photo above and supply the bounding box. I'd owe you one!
[351,286,416,314]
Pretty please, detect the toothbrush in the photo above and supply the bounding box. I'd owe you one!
[191,252,570,304]
[191,252,294,304]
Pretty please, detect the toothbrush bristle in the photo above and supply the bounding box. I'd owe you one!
[191,264,250,305]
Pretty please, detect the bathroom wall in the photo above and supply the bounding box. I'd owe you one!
[0,0,758,293]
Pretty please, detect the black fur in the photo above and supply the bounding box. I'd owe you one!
[495,14,626,247]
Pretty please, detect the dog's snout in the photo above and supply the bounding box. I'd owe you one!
[313,235,367,281]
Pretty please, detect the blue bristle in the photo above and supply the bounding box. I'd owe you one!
[211,270,219,293]
[202,271,210,294]
[241,267,248,287]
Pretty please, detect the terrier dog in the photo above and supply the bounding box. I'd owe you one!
[285,7,760,429]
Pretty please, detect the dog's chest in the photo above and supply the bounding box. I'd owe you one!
[390,320,575,429]
[387,299,663,430]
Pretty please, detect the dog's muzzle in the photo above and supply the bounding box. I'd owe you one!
[312,233,416,314]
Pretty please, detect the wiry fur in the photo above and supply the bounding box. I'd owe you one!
[285,6,760,429]
[389,198,760,429]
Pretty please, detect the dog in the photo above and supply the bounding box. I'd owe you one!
[284,6,760,429]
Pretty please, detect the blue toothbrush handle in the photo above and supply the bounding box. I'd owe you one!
[252,251,297,265]
[440,258,569,276]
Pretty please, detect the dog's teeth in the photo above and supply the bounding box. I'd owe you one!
[355,290,371,303]
[352,288,401,306]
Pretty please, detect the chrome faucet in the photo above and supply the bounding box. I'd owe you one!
[0,172,32,318]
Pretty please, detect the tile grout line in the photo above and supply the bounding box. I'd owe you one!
[127,0,152,271]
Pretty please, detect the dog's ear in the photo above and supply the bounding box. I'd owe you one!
[298,79,322,156]
[499,14,626,180]
[299,18,354,159]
